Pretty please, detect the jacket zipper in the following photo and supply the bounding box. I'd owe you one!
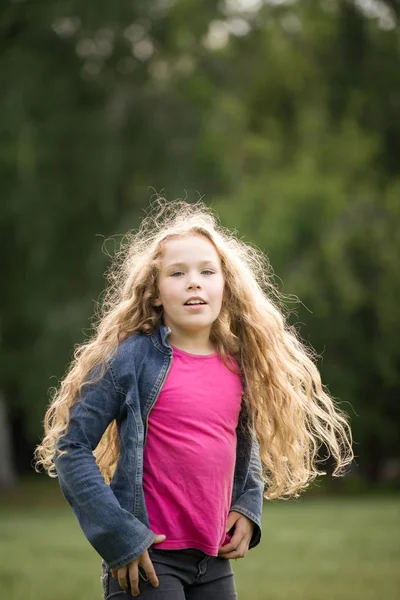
[143,354,172,447]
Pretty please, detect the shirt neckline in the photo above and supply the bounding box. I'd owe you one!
[171,345,219,359]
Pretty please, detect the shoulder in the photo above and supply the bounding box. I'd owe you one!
[107,324,170,387]
[110,332,153,369]
[108,331,163,388]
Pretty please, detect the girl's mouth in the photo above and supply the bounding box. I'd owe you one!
[184,304,207,311]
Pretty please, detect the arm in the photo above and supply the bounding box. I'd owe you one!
[230,433,264,550]
[54,364,156,569]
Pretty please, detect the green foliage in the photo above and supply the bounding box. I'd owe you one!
[0,1,399,477]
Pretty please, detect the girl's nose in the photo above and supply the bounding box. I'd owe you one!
[187,279,201,290]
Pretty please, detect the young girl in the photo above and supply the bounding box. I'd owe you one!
[35,198,353,599]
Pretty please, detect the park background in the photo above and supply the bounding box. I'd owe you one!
[0,0,399,598]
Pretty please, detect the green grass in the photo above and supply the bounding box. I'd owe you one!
[0,479,399,599]
[234,496,400,600]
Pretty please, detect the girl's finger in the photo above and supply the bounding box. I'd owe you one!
[128,562,140,597]
[219,543,249,560]
[140,554,159,587]
[218,531,244,554]
[220,551,241,560]
[117,566,129,591]
[218,542,235,555]
[225,512,240,533]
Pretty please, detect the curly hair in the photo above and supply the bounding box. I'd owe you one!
[34,197,353,499]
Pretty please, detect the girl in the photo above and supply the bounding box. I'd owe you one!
[34,198,353,599]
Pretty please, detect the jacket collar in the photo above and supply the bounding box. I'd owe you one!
[150,322,172,355]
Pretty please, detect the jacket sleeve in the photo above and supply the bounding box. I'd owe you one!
[54,364,156,570]
[230,432,264,550]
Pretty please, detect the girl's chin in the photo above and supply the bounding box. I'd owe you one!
[168,318,215,331]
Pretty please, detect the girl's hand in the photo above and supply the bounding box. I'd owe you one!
[111,534,166,596]
[218,511,255,560]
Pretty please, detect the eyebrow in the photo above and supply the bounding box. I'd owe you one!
[166,260,218,269]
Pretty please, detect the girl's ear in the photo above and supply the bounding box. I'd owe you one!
[152,297,162,307]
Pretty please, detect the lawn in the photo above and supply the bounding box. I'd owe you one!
[0,480,399,600]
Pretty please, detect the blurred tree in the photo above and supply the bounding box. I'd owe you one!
[0,0,398,484]
[213,0,400,481]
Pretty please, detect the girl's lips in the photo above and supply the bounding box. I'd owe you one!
[183,303,207,311]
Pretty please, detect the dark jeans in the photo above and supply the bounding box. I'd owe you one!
[103,548,237,599]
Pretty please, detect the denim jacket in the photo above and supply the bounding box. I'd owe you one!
[55,323,264,571]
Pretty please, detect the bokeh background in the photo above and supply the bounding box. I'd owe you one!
[1,1,399,599]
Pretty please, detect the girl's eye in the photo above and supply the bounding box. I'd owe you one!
[170,270,214,276]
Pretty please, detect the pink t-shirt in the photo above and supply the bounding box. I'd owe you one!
[142,345,243,556]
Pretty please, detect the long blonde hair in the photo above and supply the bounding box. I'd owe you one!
[34,197,353,499]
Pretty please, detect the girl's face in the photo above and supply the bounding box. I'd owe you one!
[154,234,225,336]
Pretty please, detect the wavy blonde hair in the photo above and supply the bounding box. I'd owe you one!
[34,197,353,499]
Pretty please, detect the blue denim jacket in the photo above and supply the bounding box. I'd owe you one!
[55,324,264,570]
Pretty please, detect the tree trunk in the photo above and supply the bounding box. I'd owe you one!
[0,393,17,488]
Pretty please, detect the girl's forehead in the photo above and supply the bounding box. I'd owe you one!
[160,234,220,263]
